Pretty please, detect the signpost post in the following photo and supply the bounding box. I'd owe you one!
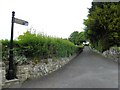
[6,11,28,80]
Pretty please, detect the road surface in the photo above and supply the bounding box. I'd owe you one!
[10,46,118,88]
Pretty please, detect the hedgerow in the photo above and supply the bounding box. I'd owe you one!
[1,31,82,64]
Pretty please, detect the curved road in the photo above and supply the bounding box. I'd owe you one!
[12,46,118,88]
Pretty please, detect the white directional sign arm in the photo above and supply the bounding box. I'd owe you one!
[14,18,28,26]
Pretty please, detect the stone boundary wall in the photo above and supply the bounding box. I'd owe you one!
[1,53,79,88]
[0,62,6,89]
[90,46,120,63]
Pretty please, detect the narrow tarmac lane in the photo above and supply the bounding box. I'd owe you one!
[13,46,118,88]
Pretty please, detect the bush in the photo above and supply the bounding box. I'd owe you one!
[2,31,82,64]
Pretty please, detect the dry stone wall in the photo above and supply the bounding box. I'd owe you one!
[91,46,120,63]
[1,54,77,88]
[102,47,120,63]
[0,62,6,89]
[16,55,76,82]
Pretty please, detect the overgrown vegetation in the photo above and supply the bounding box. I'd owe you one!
[68,31,86,45]
[84,2,120,52]
[1,31,82,65]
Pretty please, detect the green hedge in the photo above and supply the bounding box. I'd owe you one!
[1,31,82,63]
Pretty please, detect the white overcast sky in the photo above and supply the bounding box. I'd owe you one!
[0,0,92,40]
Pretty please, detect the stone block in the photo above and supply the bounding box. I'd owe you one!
[3,79,19,88]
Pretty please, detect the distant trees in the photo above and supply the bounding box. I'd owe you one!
[77,32,86,44]
[68,31,79,45]
[68,31,86,45]
[84,2,120,52]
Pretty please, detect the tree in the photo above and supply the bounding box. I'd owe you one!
[68,31,79,45]
[68,31,86,45]
[84,2,120,52]
[77,32,86,45]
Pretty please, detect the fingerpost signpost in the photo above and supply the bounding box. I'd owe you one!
[6,11,28,80]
